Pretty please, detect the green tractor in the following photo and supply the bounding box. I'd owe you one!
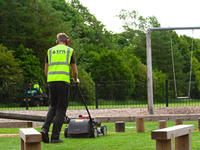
[21,82,49,107]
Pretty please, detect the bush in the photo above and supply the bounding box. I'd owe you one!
[0,44,24,103]
[70,66,95,105]
[89,50,135,100]
[120,50,147,100]
[14,45,44,83]
[79,66,95,105]
[121,49,166,102]
[153,70,167,102]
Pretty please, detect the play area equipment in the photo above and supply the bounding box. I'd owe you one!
[170,30,194,99]
[136,117,145,132]
[146,26,200,114]
[151,124,194,150]
[19,128,42,150]
[64,83,107,138]
[115,121,125,132]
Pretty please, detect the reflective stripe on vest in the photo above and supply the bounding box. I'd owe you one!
[48,71,69,75]
[47,45,73,83]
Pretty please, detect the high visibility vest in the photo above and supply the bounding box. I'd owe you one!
[33,84,43,93]
[47,44,73,83]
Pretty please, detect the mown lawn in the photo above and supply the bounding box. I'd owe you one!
[0,121,200,150]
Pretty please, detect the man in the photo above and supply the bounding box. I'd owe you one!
[41,33,78,143]
[33,82,43,94]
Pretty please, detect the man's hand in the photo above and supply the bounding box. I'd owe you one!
[71,78,80,84]
[73,78,80,84]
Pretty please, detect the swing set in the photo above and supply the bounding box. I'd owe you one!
[146,26,200,114]
[170,30,194,99]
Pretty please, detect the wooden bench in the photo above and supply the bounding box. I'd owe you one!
[151,125,194,150]
[0,121,33,128]
[19,128,42,150]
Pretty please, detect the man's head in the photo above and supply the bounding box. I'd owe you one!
[56,33,69,45]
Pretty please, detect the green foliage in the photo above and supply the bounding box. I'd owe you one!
[78,66,95,105]
[14,45,43,83]
[1,0,200,104]
[192,58,200,95]
[89,50,135,100]
[0,44,24,103]
[120,50,147,100]
[153,70,167,102]
[118,9,160,31]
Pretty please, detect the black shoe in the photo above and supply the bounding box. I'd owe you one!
[51,139,63,143]
[40,129,49,143]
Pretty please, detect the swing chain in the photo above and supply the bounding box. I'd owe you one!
[170,30,194,99]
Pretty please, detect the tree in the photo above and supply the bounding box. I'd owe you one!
[77,66,95,105]
[0,44,24,103]
[14,45,43,83]
[89,50,135,100]
[119,49,147,100]
[118,9,160,31]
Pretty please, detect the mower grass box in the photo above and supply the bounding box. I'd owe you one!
[65,119,94,138]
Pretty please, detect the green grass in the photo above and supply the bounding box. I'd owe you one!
[0,121,200,150]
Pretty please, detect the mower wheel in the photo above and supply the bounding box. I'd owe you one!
[64,127,68,138]
[93,128,98,138]
[33,100,40,107]
[101,125,107,135]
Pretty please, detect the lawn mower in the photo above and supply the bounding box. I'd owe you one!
[64,82,107,138]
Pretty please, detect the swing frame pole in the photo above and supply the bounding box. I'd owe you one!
[146,26,200,114]
[150,26,200,31]
[146,29,154,114]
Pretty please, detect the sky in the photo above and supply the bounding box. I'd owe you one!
[79,0,200,38]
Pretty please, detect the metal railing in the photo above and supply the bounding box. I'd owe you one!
[0,80,200,110]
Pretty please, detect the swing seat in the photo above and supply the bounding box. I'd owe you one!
[176,96,191,99]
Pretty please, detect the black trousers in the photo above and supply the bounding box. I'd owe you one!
[42,81,69,140]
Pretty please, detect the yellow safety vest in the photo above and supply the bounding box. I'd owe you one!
[33,84,43,93]
[47,44,73,83]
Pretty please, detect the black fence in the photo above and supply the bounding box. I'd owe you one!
[0,80,200,110]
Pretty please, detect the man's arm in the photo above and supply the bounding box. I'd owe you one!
[44,63,48,76]
[70,51,78,82]
[44,55,48,76]
[71,63,78,81]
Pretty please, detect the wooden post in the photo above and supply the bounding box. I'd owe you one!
[146,29,154,114]
[115,121,125,132]
[175,119,186,150]
[156,139,173,150]
[175,119,183,125]
[198,118,200,131]
[159,120,167,129]
[175,134,191,150]
[21,139,24,150]
[136,117,145,132]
